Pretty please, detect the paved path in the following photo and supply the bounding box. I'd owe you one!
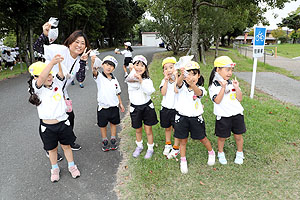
[0,46,165,200]
[236,47,300,106]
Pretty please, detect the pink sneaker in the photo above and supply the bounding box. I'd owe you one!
[50,168,60,182]
[69,165,80,179]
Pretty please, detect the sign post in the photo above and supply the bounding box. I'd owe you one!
[250,26,266,99]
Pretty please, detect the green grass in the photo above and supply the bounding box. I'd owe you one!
[264,43,300,59]
[115,50,300,200]
[0,63,28,80]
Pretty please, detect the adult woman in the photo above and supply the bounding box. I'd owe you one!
[34,22,91,159]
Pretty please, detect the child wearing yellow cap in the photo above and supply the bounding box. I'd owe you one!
[208,56,246,165]
[159,57,180,158]
[174,61,215,174]
[27,55,81,182]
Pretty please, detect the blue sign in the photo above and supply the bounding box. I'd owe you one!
[254,27,266,46]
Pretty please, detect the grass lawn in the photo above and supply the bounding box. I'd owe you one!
[115,49,300,199]
[264,43,300,59]
[0,63,28,81]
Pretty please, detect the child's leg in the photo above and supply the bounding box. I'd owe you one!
[234,134,243,152]
[199,137,213,151]
[144,125,153,144]
[61,144,74,163]
[48,147,58,165]
[217,137,226,152]
[135,127,143,142]
[100,126,107,139]
[165,126,172,144]
[110,123,118,150]
[110,123,117,137]
[179,138,188,173]
[179,138,188,158]
[133,127,144,157]
[123,65,127,73]
[100,126,109,151]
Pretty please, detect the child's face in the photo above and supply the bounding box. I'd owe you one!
[134,61,146,75]
[185,70,200,85]
[102,63,115,74]
[44,74,54,86]
[163,63,175,77]
[217,67,234,80]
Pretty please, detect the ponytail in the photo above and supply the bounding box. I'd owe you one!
[209,67,217,87]
[28,76,41,106]
[127,46,133,52]
[197,75,204,86]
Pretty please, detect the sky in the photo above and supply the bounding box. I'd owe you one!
[262,0,300,30]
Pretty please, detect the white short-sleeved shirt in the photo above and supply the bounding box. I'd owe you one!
[121,50,132,58]
[127,78,155,105]
[94,72,121,109]
[159,79,177,109]
[208,80,244,117]
[175,83,205,117]
[5,54,15,62]
[44,44,80,99]
[33,76,68,121]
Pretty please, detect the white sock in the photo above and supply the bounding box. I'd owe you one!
[147,143,154,151]
[136,140,143,148]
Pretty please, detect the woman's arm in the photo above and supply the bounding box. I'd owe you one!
[33,22,51,54]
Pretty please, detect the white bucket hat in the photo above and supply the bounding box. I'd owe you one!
[124,42,131,46]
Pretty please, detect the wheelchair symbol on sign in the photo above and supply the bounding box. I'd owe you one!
[255,31,265,42]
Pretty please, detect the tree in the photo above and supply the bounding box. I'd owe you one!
[278,6,300,43]
[271,28,286,40]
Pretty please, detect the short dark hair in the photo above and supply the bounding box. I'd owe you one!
[102,60,115,68]
[63,30,90,55]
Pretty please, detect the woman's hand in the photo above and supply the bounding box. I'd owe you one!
[80,47,91,61]
[42,22,51,37]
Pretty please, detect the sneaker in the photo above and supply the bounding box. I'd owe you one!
[124,72,128,78]
[50,168,60,182]
[110,138,118,150]
[46,151,63,162]
[180,160,188,174]
[102,140,110,152]
[234,151,244,165]
[207,151,216,166]
[144,150,154,159]
[132,147,143,158]
[68,165,80,179]
[71,81,75,85]
[167,148,180,159]
[71,143,82,151]
[163,145,172,156]
[79,83,84,88]
[218,152,228,165]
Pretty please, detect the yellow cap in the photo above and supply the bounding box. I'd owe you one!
[162,57,176,67]
[214,56,236,68]
[184,61,200,70]
[28,61,53,76]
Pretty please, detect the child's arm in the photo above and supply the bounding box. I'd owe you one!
[176,67,185,87]
[58,62,64,79]
[91,55,98,77]
[185,76,203,96]
[117,94,125,112]
[213,80,227,104]
[232,77,242,101]
[174,71,178,93]
[36,54,64,87]
[161,71,169,96]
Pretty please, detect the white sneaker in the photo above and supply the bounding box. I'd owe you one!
[180,160,188,174]
[207,151,216,166]
[124,72,128,78]
[218,152,227,165]
[163,145,172,156]
[167,148,180,159]
[234,151,244,165]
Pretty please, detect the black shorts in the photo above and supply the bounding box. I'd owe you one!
[130,100,158,129]
[124,57,132,67]
[39,120,76,151]
[174,114,206,140]
[215,114,246,138]
[97,106,120,127]
[160,107,177,128]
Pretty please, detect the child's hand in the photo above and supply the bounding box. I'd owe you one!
[119,104,125,112]
[218,80,228,88]
[179,67,185,76]
[134,73,142,81]
[42,22,51,36]
[185,75,194,86]
[51,54,64,65]
[232,77,239,88]
[163,70,169,81]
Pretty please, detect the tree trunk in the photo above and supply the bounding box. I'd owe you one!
[29,26,34,63]
[199,39,206,65]
[191,0,200,63]
[18,25,30,67]
[215,35,220,58]
[221,35,225,46]
[227,34,231,46]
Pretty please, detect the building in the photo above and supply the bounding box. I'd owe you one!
[141,32,163,47]
[235,29,276,45]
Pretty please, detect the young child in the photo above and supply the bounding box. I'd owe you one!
[208,56,246,165]
[175,61,215,174]
[91,55,125,151]
[159,57,180,157]
[114,42,133,78]
[27,57,80,182]
[125,55,158,159]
